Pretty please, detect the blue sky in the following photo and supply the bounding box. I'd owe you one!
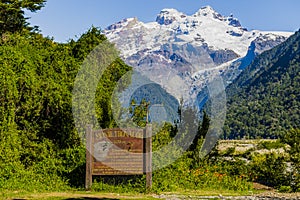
[26,0,300,43]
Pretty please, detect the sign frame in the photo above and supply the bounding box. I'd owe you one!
[85,124,152,190]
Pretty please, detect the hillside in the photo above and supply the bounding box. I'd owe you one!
[224,30,300,139]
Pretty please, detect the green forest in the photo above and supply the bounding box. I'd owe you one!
[225,30,300,139]
[0,0,300,198]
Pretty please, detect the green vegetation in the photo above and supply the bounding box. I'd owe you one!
[223,28,300,190]
[282,129,300,192]
[0,0,45,34]
[0,6,131,191]
[225,30,300,139]
[1,0,300,197]
[257,140,285,150]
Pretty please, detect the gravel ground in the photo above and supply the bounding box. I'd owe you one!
[154,192,300,200]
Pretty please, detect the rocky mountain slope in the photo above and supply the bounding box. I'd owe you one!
[104,6,292,107]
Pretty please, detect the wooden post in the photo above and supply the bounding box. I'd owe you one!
[144,124,152,190]
[85,124,93,190]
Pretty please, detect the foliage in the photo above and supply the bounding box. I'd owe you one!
[189,111,209,151]
[152,154,252,193]
[0,0,46,34]
[225,30,300,139]
[1,1,299,194]
[1,31,80,150]
[95,57,131,128]
[129,99,149,128]
[92,175,146,193]
[70,26,107,61]
[249,153,289,188]
[0,26,131,191]
[152,122,175,151]
[282,129,300,192]
[257,140,285,150]
[188,111,210,167]
[129,82,180,126]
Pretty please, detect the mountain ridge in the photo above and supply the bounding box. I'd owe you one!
[104,6,292,107]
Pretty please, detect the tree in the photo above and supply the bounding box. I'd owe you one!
[282,129,300,191]
[71,26,107,61]
[0,26,134,189]
[189,111,210,167]
[129,99,149,127]
[189,111,209,152]
[0,0,45,34]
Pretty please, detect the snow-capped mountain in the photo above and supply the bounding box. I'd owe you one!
[104,6,292,107]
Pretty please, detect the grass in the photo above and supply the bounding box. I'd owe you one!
[1,188,260,200]
[0,139,287,199]
[157,188,257,197]
[1,191,158,200]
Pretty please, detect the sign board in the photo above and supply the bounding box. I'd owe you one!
[85,125,152,190]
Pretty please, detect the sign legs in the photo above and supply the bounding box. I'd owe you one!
[144,124,152,190]
[85,124,93,190]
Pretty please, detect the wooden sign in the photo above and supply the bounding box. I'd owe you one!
[85,125,152,190]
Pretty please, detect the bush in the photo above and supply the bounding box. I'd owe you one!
[282,129,300,192]
[249,153,289,188]
[257,140,285,150]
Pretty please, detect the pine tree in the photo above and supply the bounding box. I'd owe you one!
[0,0,45,34]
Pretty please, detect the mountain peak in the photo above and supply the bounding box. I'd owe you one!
[104,6,292,108]
[160,8,181,14]
[196,6,219,17]
[105,5,291,58]
[156,8,186,25]
[106,17,139,31]
[199,5,215,12]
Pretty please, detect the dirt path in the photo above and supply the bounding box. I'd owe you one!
[154,192,300,200]
[4,191,300,200]
[4,192,155,200]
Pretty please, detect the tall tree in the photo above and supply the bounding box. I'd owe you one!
[0,0,45,34]
[129,99,149,128]
[188,111,210,167]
